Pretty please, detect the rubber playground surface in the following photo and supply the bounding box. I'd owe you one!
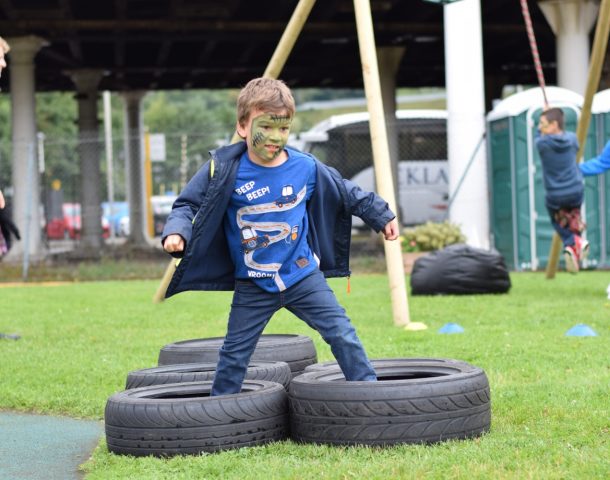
[0,411,102,480]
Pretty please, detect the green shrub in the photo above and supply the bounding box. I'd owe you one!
[401,221,466,252]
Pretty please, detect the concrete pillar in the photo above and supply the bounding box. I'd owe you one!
[6,36,47,260]
[66,69,105,252]
[122,91,148,245]
[443,0,489,248]
[377,46,405,226]
[538,0,599,94]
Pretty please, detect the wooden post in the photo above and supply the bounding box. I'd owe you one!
[230,0,317,144]
[545,0,610,279]
[153,0,317,303]
[353,0,424,330]
[262,0,317,80]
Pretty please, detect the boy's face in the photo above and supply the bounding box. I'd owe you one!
[237,109,292,165]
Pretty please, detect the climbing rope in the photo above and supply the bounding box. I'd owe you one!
[520,0,548,106]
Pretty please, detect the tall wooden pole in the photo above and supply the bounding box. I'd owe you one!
[153,0,317,303]
[545,0,610,279]
[353,0,423,329]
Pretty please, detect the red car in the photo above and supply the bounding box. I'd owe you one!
[46,203,109,240]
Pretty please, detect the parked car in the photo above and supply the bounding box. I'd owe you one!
[152,195,176,236]
[45,203,110,240]
[102,201,129,237]
[117,195,177,237]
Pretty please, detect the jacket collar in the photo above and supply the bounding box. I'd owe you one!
[210,141,247,163]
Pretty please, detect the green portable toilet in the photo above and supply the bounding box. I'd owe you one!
[486,86,600,271]
[591,89,610,267]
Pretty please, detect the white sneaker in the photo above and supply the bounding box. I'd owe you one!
[563,245,579,273]
[573,236,589,269]
[579,239,590,266]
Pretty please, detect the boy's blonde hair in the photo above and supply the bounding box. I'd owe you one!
[236,78,295,127]
[0,37,10,53]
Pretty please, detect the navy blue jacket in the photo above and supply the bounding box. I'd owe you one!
[534,131,583,200]
[162,142,395,298]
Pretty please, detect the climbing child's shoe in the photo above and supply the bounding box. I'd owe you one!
[563,245,579,273]
[574,235,589,267]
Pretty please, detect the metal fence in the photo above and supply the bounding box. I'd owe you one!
[1,113,448,259]
[298,112,449,227]
[39,129,232,209]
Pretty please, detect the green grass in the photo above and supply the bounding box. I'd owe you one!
[0,250,170,283]
[1,272,608,479]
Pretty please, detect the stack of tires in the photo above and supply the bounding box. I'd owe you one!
[290,358,491,446]
[156,334,318,378]
[105,335,491,457]
[105,334,316,457]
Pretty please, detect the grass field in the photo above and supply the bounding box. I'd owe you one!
[0,271,608,479]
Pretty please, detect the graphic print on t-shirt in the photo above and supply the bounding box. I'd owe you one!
[225,150,317,292]
[237,184,307,289]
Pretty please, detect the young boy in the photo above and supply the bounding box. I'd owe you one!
[535,107,588,273]
[162,78,399,396]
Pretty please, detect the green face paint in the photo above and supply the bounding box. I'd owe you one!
[248,112,292,163]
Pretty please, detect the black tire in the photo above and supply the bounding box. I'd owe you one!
[158,334,317,377]
[303,358,453,374]
[289,358,491,446]
[126,361,291,390]
[105,380,288,457]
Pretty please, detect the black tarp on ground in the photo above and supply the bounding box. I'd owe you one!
[410,244,511,295]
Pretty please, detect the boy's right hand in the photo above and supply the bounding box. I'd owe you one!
[163,234,185,254]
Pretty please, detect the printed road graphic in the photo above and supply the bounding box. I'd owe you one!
[237,184,307,290]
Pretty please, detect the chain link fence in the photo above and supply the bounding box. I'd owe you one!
[298,111,449,228]
[0,125,233,256]
[1,112,448,265]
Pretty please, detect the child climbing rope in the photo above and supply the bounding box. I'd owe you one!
[535,107,589,273]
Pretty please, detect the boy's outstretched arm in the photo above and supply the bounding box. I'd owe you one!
[580,140,610,176]
[341,177,396,233]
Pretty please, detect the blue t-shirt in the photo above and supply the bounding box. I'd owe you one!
[224,149,317,292]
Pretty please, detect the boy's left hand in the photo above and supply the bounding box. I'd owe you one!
[381,217,400,240]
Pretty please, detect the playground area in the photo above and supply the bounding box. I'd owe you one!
[0,272,608,479]
[1,0,610,478]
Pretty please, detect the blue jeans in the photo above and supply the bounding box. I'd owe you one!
[211,269,376,396]
[546,192,583,248]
